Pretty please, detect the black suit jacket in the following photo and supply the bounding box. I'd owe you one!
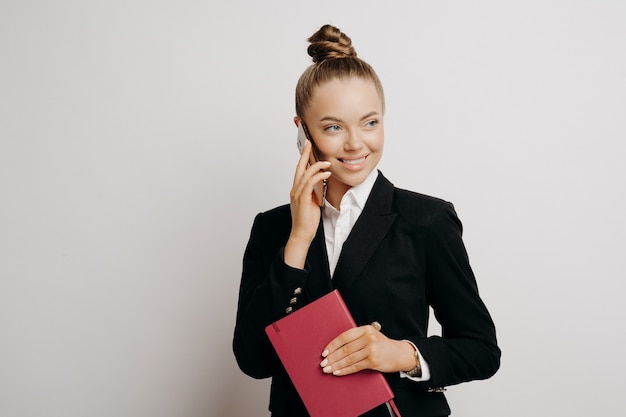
[233,172,500,417]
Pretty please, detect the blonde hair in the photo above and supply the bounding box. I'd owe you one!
[295,25,385,118]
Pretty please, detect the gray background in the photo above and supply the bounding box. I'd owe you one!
[1,1,625,416]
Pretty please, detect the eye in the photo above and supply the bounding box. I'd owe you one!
[365,119,379,128]
[324,124,341,132]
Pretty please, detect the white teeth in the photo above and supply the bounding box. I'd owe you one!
[341,157,366,165]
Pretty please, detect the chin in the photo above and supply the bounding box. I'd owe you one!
[338,171,372,188]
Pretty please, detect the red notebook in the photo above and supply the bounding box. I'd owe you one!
[265,290,396,417]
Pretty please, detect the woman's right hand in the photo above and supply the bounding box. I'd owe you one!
[284,140,331,269]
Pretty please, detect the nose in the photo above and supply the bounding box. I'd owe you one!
[344,128,363,152]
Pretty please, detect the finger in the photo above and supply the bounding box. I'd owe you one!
[322,323,382,358]
[292,164,331,203]
[320,325,384,372]
[292,140,313,187]
[293,140,330,182]
[292,142,329,195]
[322,343,370,376]
[321,327,365,359]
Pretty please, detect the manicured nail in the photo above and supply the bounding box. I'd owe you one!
[322,349,329,357]
[320,359,328,367]
[333,370,341,376]
[323,366,332,373]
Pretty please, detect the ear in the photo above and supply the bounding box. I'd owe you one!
[293,116,300,127]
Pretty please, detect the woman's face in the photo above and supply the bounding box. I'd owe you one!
[301,77,384,201]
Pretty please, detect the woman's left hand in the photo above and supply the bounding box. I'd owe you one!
[319,324,415,376]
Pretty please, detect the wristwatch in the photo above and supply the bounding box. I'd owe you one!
[404,340,422,378]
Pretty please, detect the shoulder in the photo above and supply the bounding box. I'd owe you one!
[249,204,292,241]
[252,203,291,229]
[373,172,451,215]
[393,186,453,217]
[257,203,291,220]
[372,172,458,227]
[391,186,462,233]
[394,186,449,209]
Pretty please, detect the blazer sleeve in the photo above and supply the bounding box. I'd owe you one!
[232,210,310,379]
[411,202,501,388]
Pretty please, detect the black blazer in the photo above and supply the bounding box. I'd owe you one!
[233,172,500,417]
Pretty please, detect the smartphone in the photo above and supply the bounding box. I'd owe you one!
[296,122,309,155]
[296,122,327,206]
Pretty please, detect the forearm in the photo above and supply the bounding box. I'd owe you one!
[399,340,432,382]
[284,235,311,270]
[234,247,310,377]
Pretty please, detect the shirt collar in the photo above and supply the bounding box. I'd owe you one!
[325,169,379,212]
[350,169,379,210]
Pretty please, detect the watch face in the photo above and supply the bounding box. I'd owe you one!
[406,366,422,377]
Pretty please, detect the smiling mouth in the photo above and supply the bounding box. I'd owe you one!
[339,156,367,165]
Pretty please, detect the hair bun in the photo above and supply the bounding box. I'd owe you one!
[307,24,357,63]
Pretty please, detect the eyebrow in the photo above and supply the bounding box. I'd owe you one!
[318,111,380,123]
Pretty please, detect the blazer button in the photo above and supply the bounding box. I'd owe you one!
[294,287,302,295]
[285,306,293,314]
[290,297,298,305]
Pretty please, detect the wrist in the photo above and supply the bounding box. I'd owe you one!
[402,340,422,378]
[284,236,311,269]
[393,340,418,373]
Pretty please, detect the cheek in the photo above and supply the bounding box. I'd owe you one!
[315,140,341,159]
[367,132,384,152]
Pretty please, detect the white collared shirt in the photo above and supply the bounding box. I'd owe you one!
[320,169,431,382]
[322,169,379,277]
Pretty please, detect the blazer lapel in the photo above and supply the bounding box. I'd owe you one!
[306,216,333,300]
[332,172,397,290]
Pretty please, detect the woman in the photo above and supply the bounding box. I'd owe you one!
[233,24,500,417]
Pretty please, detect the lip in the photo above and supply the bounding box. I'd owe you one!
[338,155,368,171]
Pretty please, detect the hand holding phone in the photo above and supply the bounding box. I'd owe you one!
[296,122,327,206]
[284,121,332,269]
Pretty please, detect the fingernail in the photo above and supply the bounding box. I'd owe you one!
[333,370,341,376]
[322,349,329,357]
[323,366,332,373]
[320,359,328,367]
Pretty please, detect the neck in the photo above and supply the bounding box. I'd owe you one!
[325,178,351,209]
